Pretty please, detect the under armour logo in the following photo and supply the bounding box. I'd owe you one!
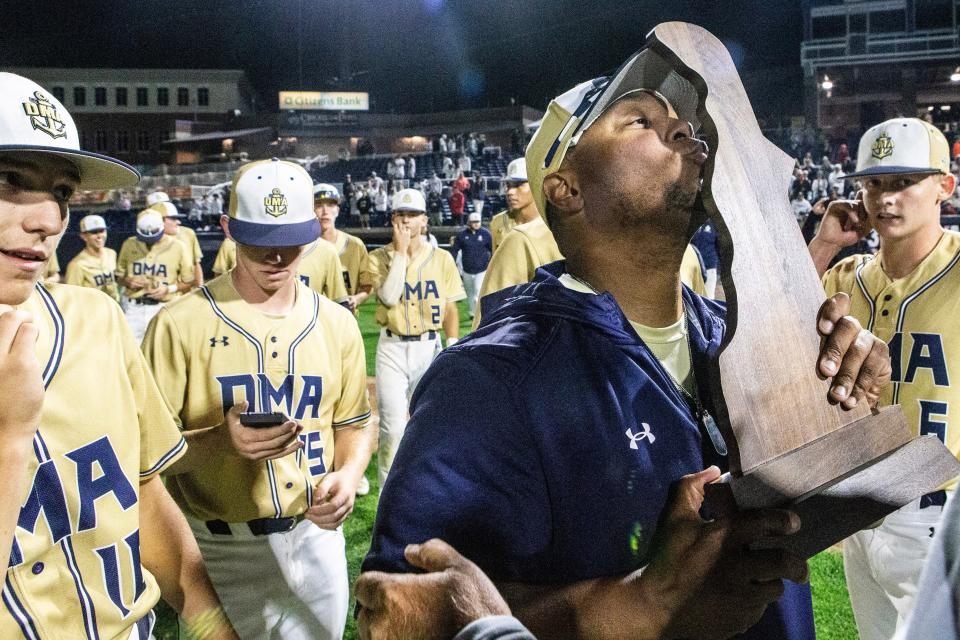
[625,423,655,449]
[210,336,229,347]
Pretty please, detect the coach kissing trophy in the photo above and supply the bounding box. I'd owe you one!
[647,22,960,557]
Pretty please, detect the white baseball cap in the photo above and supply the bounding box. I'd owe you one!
[313,183,341,203]
[0,72,139,189]
[845,118,951,179]
[149,201,180,218]
[526,47,699,218]
[227,158,319,247]
[136,209,164,244]
[393,188,426,213]
[146,191,171,206]
[468,212,482,223]
[503,158,528,184]
[79,214,106,233]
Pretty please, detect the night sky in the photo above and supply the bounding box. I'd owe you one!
[2,0,804,118]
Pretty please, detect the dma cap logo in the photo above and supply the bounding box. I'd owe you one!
[871,132,894,160]
[264,188,288,217]
[21,91,67,140]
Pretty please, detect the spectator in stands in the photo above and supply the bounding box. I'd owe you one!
[453,170,470,195]
[427,191,443,227]
[211,192,223,216]
[469,170,485,218]
[429,172,443,196]
[450,212,492,319]
[468,134,479,157]
[394,156,406,190]
[369,171,384,192]
[375,185,390,226]
[691,220,720,298]
[439,134,449,154]
[386,157,397,184]
[407,155,416,180]
[449,186,466,227]
[810,170,829,203]
[801,151,815,171]
[357,188,373,229]
[791,190,812,223]
[837,142,849,166]
[458,151,472,175]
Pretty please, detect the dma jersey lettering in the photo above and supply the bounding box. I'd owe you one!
[216,374,323,419]
[9,436,137,568]
[132,263,168,278]
[889,332,950,386]
[404,280,439,300]
[94,273,116,287]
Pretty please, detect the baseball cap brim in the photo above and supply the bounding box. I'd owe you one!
[843,166,944,179]
[0,144,140,190]
[81,224,106,233]
[228,217,320,247]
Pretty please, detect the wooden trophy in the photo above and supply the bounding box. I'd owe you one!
[645,22,960,557]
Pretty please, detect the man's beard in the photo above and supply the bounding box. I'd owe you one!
[613,179,699,233]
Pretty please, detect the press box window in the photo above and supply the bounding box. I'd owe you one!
[73,87,86,107]
[137,87,148,107]
[197,87,209,106]
[116,87,128,106]
[94,87,107,106]
[157,87,169,106]
[51,87,64,102]
[177,87,189,106]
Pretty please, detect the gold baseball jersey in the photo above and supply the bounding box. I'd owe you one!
[2,283,186,639]
[489,209,519,253]
[64,248,120,303]
[212,238,236,276]
[173,226,203,265]
[116,236,195,301]
[331,231,374,297]
[44,252,59,282]
[297,239,349,303]
[368,243,466,335]
[823,230,960,485]
[142,275,371,522]
[475,218,706,327]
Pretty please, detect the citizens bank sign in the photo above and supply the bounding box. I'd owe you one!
[279,91,369,111]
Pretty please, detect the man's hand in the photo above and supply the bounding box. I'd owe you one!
[145,284,169,301]
[812,194,870,251]
[224,402,302,461]
[578,467,807,640]
[0,309,42,442]
[344,295,359,313]
[816,292,892,409]
[305,470,358,530]
[392,218,412,254]
[356,539,511,640]
[124,275,149,291]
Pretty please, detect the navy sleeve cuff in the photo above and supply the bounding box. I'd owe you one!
[454,616,536,640]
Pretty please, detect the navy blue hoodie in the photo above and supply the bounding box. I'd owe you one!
[364,261,814,639]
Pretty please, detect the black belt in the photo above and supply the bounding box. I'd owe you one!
[205,514,305,536]
[130,297,160,306]
[385,329,437,341]
[921,490,947,509]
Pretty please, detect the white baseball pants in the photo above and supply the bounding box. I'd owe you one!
[462,270,486,319]
[375,328,439,490]
[187,516,348,640]
[843,494,951,640]
[123,300,163,344]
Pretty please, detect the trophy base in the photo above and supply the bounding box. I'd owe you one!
[708,407,960,558]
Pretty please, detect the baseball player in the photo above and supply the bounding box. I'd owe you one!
[63,214,120,302]
[212,237,236,276]
[489,158,538,253]
[809,117,959,640]
[0,71,237,640]
[369,187,465,489]
[116,207,196,342]
[314,183,374,315]
[142,158,372,640]
[148,195,205,287]
[296,237,348,305]
[450,211,492,319]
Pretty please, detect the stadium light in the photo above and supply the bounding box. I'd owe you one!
[951,67,960,82]
[942,105,952,112]
[820,75,834,91]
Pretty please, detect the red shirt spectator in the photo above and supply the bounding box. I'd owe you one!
[953,139,960,161]
[453,173,470,193]
[449,189,466,224]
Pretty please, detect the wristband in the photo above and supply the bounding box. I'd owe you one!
[167,284,178,295]
[446,337,458,348]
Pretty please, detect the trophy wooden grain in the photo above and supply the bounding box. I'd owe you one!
[645,22,960,557]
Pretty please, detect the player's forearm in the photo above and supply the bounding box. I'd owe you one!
[194,263,205,287]
[353,287,372,307]
[808,236,841,278]
[138,476,238,639]
[443,302,460,340]
[378,255,409,306]
[164,425,223,475]
[0,438,38,570]
[332,426,373,481]
[498,575,667,640]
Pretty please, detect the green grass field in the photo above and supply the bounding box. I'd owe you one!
[153,298,858,639]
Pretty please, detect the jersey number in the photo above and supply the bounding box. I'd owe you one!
[298,431,327,477]
[431,305,441,324]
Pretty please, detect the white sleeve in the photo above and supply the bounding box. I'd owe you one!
[377,253,408,307]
